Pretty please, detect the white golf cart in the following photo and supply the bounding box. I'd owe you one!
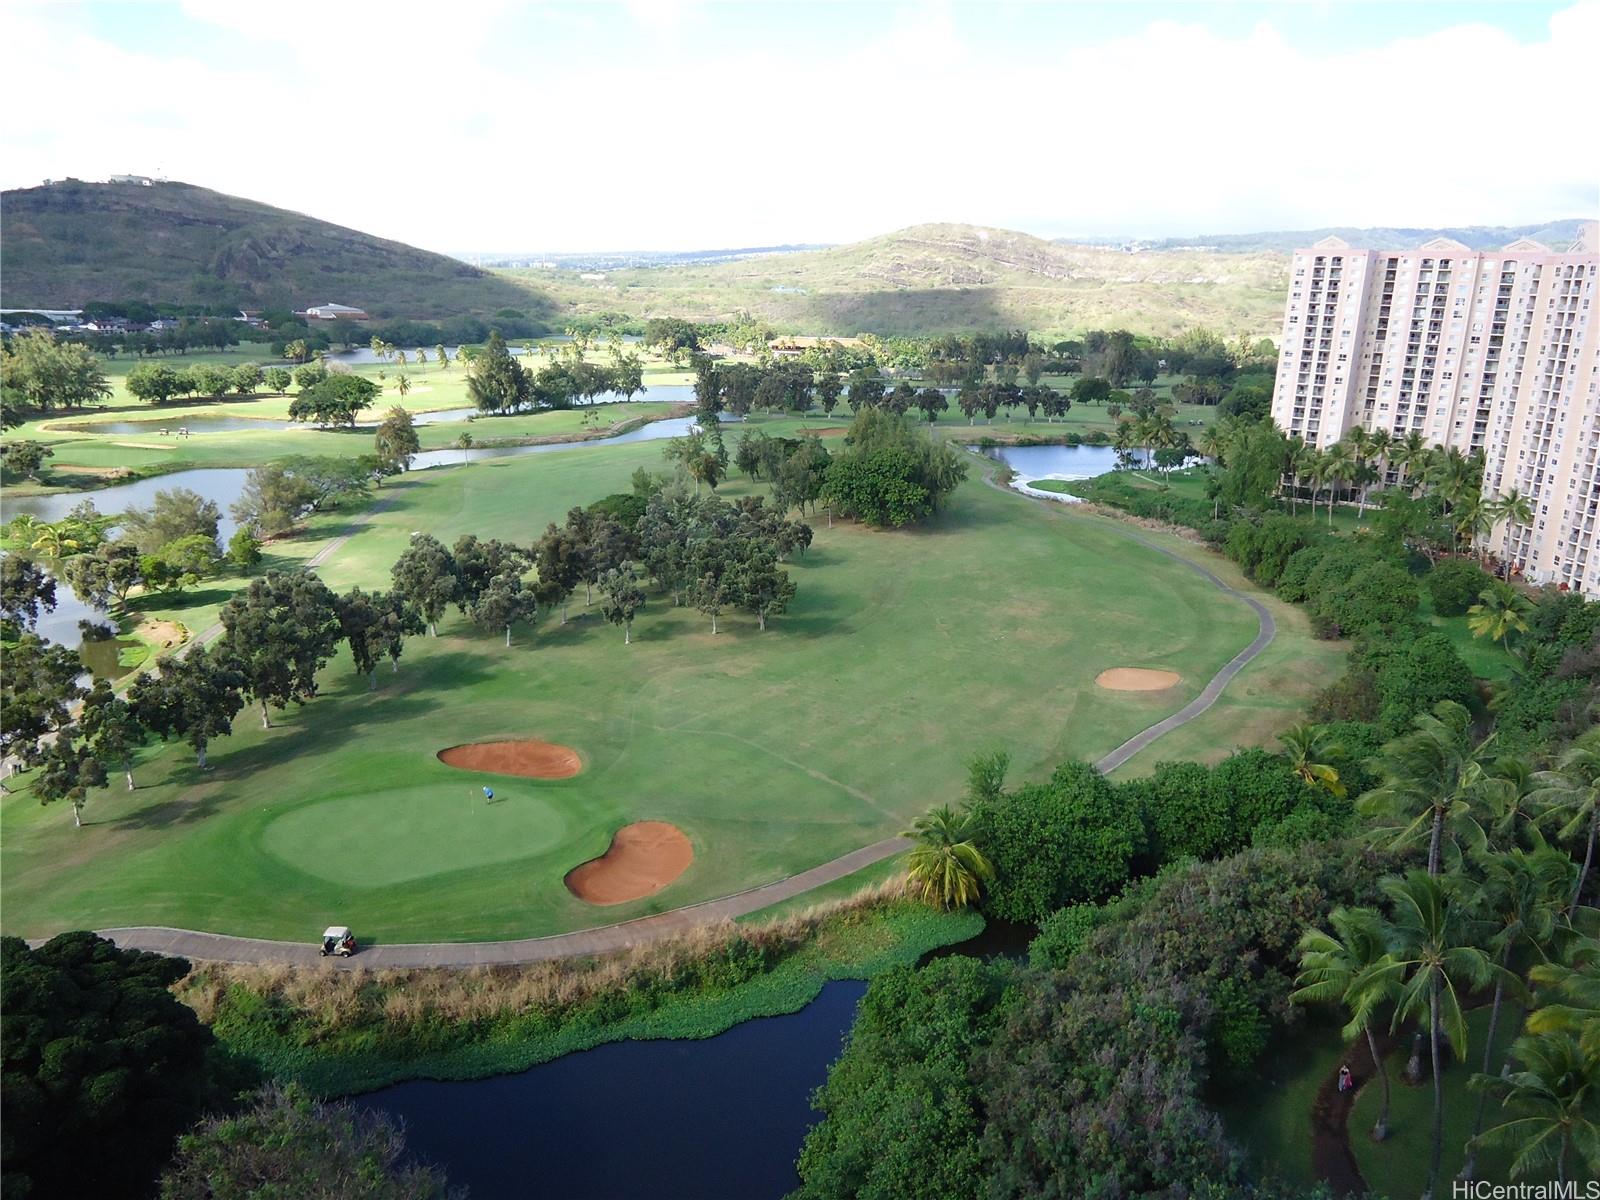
[320,926,357,957]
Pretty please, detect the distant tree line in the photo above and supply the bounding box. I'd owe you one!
[464,331,646,415]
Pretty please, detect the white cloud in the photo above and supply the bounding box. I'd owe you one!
[2,1,1595,252]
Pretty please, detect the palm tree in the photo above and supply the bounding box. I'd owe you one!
[1461,847,1570,1179]
[1360,700,1496,876]
[1467,581,1534,651]
[1279,723,1347,798]
[1527,936,1600,1060]
[1489,488,1534,530]
[29,521,83,558]
[903,805,994,909]
[1321,441,1357,526]
[1282,435,1311,514]
[1292,906,1400,1140]
[416,347,428,367]
[1471,1031,1600,1185]
[1352,460,1382,520]
[1366,426,1394,480]
[396,373,412,399]
[1380,870,1493,1200]
[1528,729,1600,914]
[1346,425,1374,470]
[437,343,449,371]
[1304,447,1332,519]
[456,430,474,464]
[1483,754,1541,852]
[1396,430,1431,494]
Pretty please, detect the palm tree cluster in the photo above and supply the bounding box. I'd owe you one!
[1112,405,1189,475]
[1294,716,1600,1195]
[1291,425,1532,548]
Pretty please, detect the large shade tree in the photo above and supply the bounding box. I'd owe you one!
[1,932,244,1200]
[217,570,343,728]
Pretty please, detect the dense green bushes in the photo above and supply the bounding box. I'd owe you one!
[794,956,1010,1200]
[1225,513,1322,588]
[1064,471,1220,532]
[2,933,253,1200]
[970,761,1142,922]
[795,840,1396,1199]
[969,750,1352,926]
[823,409,966,528]
[1122,748,1345,865]
[1425,558,1494,616]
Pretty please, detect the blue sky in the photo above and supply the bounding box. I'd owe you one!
[4,1,1595,252]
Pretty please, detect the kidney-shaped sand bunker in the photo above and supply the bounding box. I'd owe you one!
[1095,668,1182,692]
[437,740,583,779]
[565,821,693,905]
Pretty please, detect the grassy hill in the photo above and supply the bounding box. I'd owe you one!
[511,223,1290,339]
[1,180,550,321]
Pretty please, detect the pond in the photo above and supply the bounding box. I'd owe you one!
[1,413,714,653]
[977,443,1203,482]
[350,922,1034,1199]
[350,979,867,1200]
[327,336,642,367]
[976,442,1123,480]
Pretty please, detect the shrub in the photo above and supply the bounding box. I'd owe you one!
[1028,903,1105,970]
[1356,631,1477,737]
[1425,558,1493,616]
[972,761,1142,923]
[1316,559,1419,638]
[794,956,1010,1200]
[160,1084,454,1199]
[1225,513,1321,587]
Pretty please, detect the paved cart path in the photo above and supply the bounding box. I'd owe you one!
[65,465,1275,967]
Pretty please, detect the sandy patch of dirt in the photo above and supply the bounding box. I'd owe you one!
[437,739,583,779]
[136,619,187,650]
[565,821,693,904]
[1096,667,1181,691]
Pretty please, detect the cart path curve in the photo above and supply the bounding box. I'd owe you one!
[50,465,1275,967]
[977,466,1275,773]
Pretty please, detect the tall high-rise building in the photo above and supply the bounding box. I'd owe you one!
[1272,222,1599,597]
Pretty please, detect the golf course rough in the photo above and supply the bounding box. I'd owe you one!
[1,438,1280,943]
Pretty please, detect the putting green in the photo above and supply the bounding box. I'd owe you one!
[2,432,1287,942]
[259,786,575,888]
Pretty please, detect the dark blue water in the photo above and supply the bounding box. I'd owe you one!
[351,978,866,1200]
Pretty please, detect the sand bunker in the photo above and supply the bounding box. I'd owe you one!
[437,739,583,779]
[565,821,693,905]
[1096,668,1182,692]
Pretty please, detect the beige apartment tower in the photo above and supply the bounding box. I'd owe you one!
[1273,222,1599,597]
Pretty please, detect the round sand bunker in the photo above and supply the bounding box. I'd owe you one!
[1096,668,1182,692]
[437,739,583,780]
[566,821,693,905]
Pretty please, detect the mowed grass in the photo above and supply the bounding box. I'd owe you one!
[1,434,1278,944]
[3,347,692,491]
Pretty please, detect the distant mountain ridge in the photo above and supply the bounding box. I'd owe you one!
[1060,219,1591,254]
[0,179,550,320]
[513,222,1291,338]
